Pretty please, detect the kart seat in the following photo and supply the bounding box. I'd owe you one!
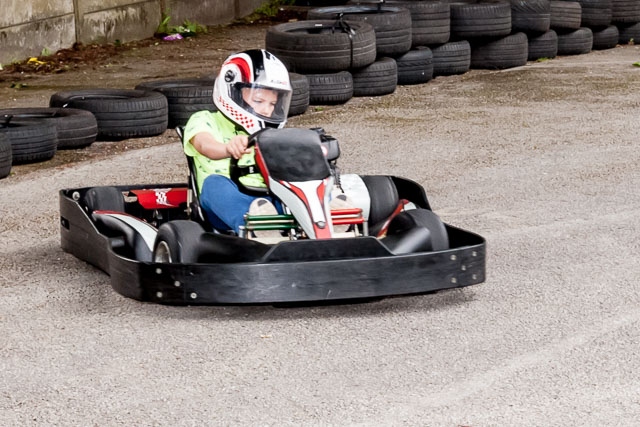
[176,126,214,230]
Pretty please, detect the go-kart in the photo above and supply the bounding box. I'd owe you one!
[59,127,486,305]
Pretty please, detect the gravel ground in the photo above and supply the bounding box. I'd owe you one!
[1,23,639,426]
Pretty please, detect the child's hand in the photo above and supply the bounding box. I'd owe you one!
[225,135,251,159]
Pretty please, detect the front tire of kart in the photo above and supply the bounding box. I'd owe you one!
[153,220,204,264]
[387,209,449,251]
[361,175,399,236]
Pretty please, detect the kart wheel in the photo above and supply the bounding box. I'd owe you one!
[153,220,204,264]
[361,175,399,235]
[387,209,449,251]
[83,186,125,213]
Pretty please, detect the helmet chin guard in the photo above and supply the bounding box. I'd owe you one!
[214,49,292,134]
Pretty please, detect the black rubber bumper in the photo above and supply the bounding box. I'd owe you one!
[60,186,486,305]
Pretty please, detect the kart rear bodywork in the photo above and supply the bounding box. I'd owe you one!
[59,181,486,305]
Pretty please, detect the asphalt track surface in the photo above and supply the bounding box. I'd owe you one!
[1,44,640,425]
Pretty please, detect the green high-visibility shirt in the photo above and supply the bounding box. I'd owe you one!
[183,110,265,193]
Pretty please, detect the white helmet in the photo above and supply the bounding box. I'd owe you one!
[213,49,292,134]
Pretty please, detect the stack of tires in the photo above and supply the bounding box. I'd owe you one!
[0,107,99,179]
[612,0,640,44]
[266,5,415,109]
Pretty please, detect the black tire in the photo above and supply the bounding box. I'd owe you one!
[592,24,619,49]
[450,2,513,40]
[0,132,12,179]
[306,71,354,105]
[387,209,449,251]
[618,22,640,44]
[288,73,310,116]
[350,0,451,46]
[528,30,559,60]
[352,57,398,97]
[396,47,434,85]
[557,27,593,55]
[510,0,552,35]
[153,220,204,264]
[49,89,168,140]
[307,5,413,57]
[470,32,529,70]
[432,40,471,76]
[612,0,640,23]
[0,120,57,164]
[265,20,377,73]
[83,186,125,213]
[550,1,582,31]
[0,107,97,149]
[134,78,217,128]
[577,0,612,27]
[361,175,400,235]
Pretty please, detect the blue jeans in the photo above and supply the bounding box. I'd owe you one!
[199,174,277,233]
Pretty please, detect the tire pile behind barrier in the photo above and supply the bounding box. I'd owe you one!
[0,107,99,178]
[263,0,640,116]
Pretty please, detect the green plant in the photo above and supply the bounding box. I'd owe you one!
[41,47,51,57]
[633,61,640,67]
[157,12,207,36]
[254,0,295,18]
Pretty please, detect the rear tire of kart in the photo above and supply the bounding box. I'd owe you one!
[134,78,217,128]
[361,175,400,235]
[0,121,57,164]
[0,133,12,179]
[265,20,377,73]
[49,89,168,140]
[432,40,471,76]
[0,107,97,149]
[288,73,310,116]
[83,186,125,213]
[153,220,204,264]
[351,57,398,97]
[387,209,449,251]
[307,71,354,105]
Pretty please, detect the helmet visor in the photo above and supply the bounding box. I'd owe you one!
[234,83,292,125]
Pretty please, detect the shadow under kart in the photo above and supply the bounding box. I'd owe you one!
[59,128,486,305]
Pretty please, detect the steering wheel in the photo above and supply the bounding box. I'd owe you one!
[228,130,270,197]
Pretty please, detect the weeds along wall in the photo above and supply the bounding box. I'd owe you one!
[0,0,266,65]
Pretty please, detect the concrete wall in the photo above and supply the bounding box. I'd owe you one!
[0,0,267,65]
